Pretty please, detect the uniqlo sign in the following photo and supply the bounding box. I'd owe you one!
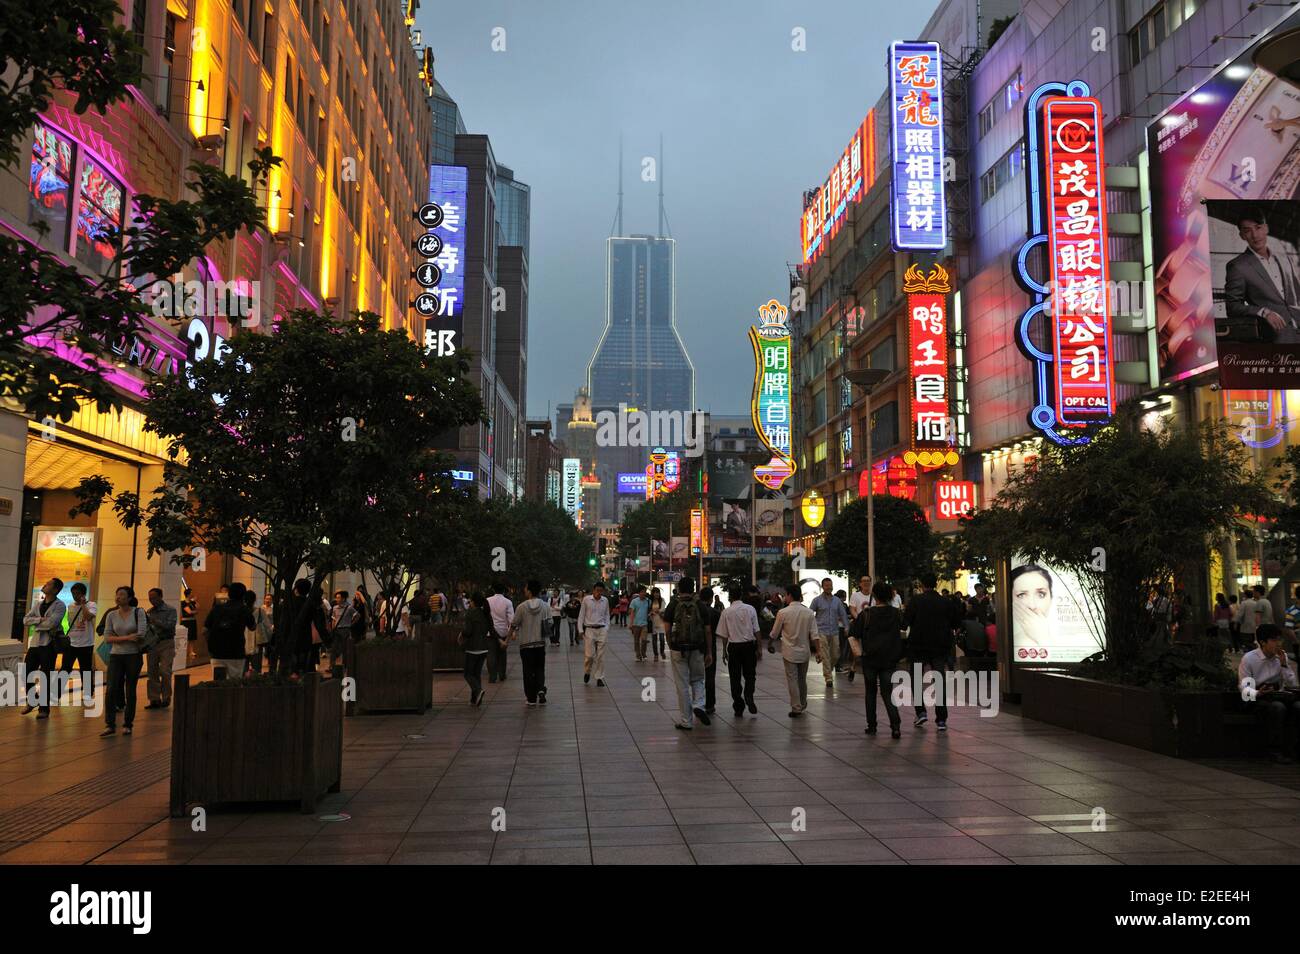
[1043,97,1114,426]
[935,480,976,519]
[908,291,949,450]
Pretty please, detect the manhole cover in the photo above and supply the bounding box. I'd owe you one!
[317,813,351,823]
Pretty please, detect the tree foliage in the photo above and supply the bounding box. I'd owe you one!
[822,494,935,588]
[963,405,1271,665]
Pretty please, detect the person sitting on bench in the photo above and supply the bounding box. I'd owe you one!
[1240,624,1300,764]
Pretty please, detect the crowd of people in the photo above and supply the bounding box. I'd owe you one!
[451,573,999,737]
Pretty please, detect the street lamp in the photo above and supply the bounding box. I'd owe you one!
[844,367,890,581]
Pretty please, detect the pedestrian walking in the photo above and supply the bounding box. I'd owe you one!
[21,577,66,718]
[663,577,712,729]
[206,582,256,678]
[810,577,849,688]
[769,584,818,718]
[851,581,903,738]
[180,588,198,665]
[100,586,146,736]
[486,581,514,683]
[904,573,959,730]
[253,593,274,672]
[510,580,549,706]
[58,583,96,700]
[649,588,667,660]
[564,591,582,645]
[459,592,493,706]
[143,587,178,709]
[628,586,651,660]
[579,581,611,686]
[327,590,356,670]
[719,585,760,717]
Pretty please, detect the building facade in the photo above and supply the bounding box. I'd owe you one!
[5,0,435,646]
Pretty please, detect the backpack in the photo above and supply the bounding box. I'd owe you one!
[668,596,707,652]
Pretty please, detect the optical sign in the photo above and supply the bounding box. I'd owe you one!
[889,41,946,251]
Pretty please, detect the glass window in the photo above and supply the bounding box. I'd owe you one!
[28,121,73,249]
[74,156,125,274]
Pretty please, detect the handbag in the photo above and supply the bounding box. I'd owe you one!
[847,636,863,658]
[137,608,161,652]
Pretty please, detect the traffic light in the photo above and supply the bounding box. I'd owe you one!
[587,555,597,567]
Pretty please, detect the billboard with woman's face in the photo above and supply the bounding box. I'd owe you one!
[1008,558,1104,664]
[1148,7,1300,388]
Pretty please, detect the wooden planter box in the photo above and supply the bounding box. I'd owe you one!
[169,672,343,816]
[1018,668,1238,757]
[427,622,464,671]
[345,638,434,714]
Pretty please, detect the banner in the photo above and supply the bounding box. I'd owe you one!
[28,527,100,638]
[1008,557,1104,664]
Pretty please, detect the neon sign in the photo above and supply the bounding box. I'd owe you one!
[1015,81,1114,444]
[749,299,796,490]
[889,41,946,251]
[801,113,875,265]
[690,508,704,555]
[935,480,976,519]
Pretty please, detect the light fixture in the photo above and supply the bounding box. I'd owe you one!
[196,79,205,92]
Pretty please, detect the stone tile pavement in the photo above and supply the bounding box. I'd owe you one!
[0,627,1297,865]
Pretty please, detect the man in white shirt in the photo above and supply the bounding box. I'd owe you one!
[769,584,819,718]
[578,581,611,686]
[848,576,872,619]
[1238,589,1265,645]
[21,577,67,718]
[718,585,760,717]
[1239,625,1300,763]
[486,582,515,684]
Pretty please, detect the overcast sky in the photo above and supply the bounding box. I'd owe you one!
[416,0,940,420]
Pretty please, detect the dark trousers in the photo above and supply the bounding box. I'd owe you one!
[1252,696,1300,753]
[520,644,546,702]
[863,664,901,729]
[549,618,561,645]
[59,645,95,682]
[105,653,143,729]
[726,641,758,713]
[913,653,948,723]
[24,644,57,713]
[488,636,508,681]
[705,660,717,711]
[464,651,487,696]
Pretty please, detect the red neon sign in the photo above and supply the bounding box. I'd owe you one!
[935,480,976,519]
[801,113,876,265]
[1043,97,1114,427]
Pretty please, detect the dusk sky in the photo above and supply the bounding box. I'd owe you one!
[416,0,941,420]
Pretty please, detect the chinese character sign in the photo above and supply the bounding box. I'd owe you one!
[418,165,467,357]
[690,509,704,555]
[663,451,681,491]
[750,300,796,490]
[1043,97,1114,426]
[935,481,976,519]
[801,114,875,265]
[890,41,946,251]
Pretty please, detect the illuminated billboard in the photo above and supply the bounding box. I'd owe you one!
[417,165,467,358]
[617,472,647,494]
[935,480,976,519]
[689,508,705,555]
[750,299,796,490]
[801,113,876,265]
[889,41,946,251]
[1014,81,1114,444]
[562,458,581,521]
[902,263,958,469]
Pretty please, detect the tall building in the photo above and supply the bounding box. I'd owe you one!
[426,82,530,500]
[525,420,564,504]
[3,0,435,641]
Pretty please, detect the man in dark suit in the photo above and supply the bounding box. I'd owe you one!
[903,573,961,730]
[1223,209,1300,343]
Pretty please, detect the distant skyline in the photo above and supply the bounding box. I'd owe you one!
[416,0,942,419]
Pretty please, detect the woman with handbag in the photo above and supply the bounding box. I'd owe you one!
[101,586,147,736]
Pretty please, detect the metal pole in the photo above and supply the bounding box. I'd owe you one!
[866,388,876,581]
[750,478,756,586]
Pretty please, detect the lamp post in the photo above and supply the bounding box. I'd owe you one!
[844,367,890,582]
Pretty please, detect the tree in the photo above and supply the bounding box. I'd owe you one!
[73,310,484,658]
[822,494,935,588]
[1,2,277,421]
[968,404,1271,666]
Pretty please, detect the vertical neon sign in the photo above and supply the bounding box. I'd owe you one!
[889,41,946,251]
[750,299,796,490]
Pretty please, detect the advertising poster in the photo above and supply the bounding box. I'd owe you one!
[1008,556,1104,664]
[28,527,100,635]
[1148,8,1300,387]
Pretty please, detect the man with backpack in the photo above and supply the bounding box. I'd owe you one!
[663,577,713,730]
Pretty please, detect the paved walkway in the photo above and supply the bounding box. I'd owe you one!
[1,626,1299,865]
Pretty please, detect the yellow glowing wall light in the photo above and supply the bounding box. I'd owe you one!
[187,0,218,140]
[801,490,826,528]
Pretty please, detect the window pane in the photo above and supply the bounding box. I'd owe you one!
[75,157,125,274]
[28,122,74,249]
